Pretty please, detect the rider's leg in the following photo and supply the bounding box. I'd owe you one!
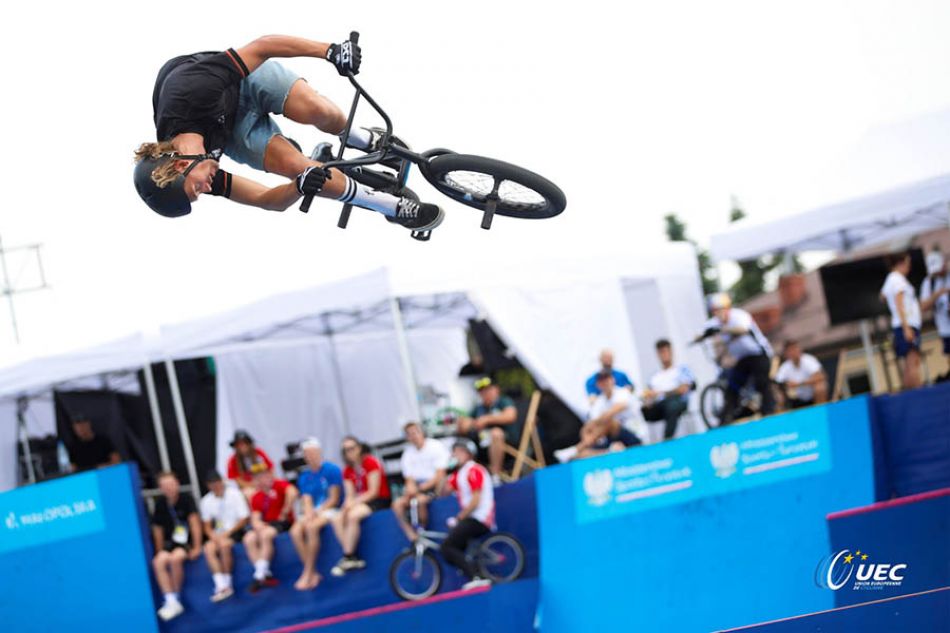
[440,518,489,580]
[750,355,775,415]
[282,80,373,149]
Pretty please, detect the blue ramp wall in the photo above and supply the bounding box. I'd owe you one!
[535,397,877,633]
[0,464,157,633]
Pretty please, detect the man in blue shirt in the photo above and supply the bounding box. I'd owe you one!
[289,437,342,590]
[585,349,634,401]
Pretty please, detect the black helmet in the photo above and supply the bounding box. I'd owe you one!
[452,438,478,457]
[133,150,220,218]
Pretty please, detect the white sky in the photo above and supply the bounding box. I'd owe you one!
[2,0,950,365]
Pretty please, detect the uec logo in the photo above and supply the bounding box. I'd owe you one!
[815,549,907,590]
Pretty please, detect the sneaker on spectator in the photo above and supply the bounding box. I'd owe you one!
[461,577,492,591]
[348,557,367,571]
[248,579,264,594]
[554,446,578,463]
[262,574,280,588]
[331,557,348,577]
[211,587,234,603]
[491,474,502,487]
[157,600,184,621]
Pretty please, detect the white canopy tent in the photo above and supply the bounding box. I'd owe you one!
[710,173,950,262]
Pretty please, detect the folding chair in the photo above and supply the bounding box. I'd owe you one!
[502,390,545,481]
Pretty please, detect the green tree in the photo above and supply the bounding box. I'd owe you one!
[663,213,718,295]
[726,199,803,304]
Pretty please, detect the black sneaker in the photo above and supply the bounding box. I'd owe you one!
[387,197,444,232]
[262,574,280,588]
[248,579,263,594]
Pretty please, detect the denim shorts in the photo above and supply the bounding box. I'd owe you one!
[225,60,301,170]
[892,326,921,358]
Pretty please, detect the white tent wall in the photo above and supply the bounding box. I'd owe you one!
[407,328,472,412]
[1,394,56,491]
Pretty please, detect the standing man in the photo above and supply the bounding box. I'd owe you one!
[65,416,121,472]
[920,248,950,382]
[150,471,202,621]
[641,339,696,441]
[133,35,442,231]
[242,465,297,593]
[290,438,343,591]
[392,422,450,543]
[585,349,634,402]
[699,293,775,423]
[456,378,519,486]
[441,439,496,591]
[880,252,923,390]
[774,341,827,408]
[199,470,249,603]
[554,371,641,462]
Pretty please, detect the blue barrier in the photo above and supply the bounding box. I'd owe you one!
[870,382,950,499]
[535,397,877,633]
[162,477,539,633]
[0,464,157,633]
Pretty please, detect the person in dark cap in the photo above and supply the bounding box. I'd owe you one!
[66,415,120,472]
[199,470,249,602]
[455,378,518,486]
[226,430,274,499]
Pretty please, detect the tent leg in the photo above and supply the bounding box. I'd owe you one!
[16,398,36,485]
[143,363,171,472]
[322,315,352,436]
[164,359,201,505]
[390,297,422,421]
[859,320,881,393]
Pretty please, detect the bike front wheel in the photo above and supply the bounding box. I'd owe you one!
[390,550,442,601]
[477,532,525,584]
[421,154,566,219]
[700,382,727,429]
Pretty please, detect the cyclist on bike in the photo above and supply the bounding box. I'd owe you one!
[441,439,494,591]
[133,35,443,232]
[698,293,775,423]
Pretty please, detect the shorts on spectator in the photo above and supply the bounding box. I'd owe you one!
[267,520,293,533]
[593,426,641,450]
[943,336,950,355]
[892,326,921,358]
[318,508,340,522]
[367,498,392,512]
[162,542,188,554]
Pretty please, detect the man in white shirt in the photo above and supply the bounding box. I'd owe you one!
[200,470,250,602]
[554,371,641,462]
[920,249,950,382]
[641,339,696,441]
[698,293,775,423]
[392,422,450,542]
[881,251,923,389]
[775,340,827,409]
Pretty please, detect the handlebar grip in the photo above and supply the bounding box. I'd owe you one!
[300,194,314,213]
[350,31,360,44]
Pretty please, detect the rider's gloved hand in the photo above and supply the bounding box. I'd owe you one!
[446,516,458,529]
[327,39,361,76]
[702,326,721,339]
[295,166,328,196]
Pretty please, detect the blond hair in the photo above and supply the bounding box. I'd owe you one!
[133,141,180,188]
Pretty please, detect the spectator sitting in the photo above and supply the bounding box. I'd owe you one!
[641,339,696,441]
[440,439,495,591]
[392,421,450,543]
[66,415,120,472]
[585,348,634,403]
[199,470,249,603]
[920,248,950,382]
[554,371,641,463]
[242,464,297,593]
[226,430,274,500]
[290,437,342,591]
[775,340,828,408]
[330,436,392,577]
[150,471,202,622]
[456,378,518,486]
[880,251,923,390]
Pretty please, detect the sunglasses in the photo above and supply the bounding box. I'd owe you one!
[343,444,359,452]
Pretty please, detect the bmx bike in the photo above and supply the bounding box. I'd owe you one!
[300,32,567,241]
[388,499,525,601]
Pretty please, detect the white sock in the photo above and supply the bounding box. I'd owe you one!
[212,573,225,591]
[335,177,401,217]
[345,127,373,150]
[253,559,269,581]
[163,592,179,605]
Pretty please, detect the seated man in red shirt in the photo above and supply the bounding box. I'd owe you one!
[242,464,297,592]
[226,430,274,500]
[330,436,391,576]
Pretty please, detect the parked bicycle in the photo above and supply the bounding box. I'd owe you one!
[388,499,525,601]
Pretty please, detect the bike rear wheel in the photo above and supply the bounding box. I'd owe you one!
[421,154,566,219]
[390,550,442,601]
[700,382,727,429]
[477,532,525,583]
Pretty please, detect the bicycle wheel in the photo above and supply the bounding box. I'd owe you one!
[389,550,442,601]
[477,533,525,584]
[700,383,727,429]
[421,153,566,219]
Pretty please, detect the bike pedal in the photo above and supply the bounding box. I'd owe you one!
[411,230,431,242]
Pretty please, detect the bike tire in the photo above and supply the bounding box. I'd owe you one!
[477,532,525,584]
[700,383,726,430]
[421,153,566,219]
[389,550,442,601]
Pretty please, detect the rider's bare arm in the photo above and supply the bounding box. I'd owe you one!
[235,36,331,74]
[228,174,302,212]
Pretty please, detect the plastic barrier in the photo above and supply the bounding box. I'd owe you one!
[535,397,877,633]
[0,464,157,633]
[162,477,538,633]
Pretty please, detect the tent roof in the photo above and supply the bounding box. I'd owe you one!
[709,173,950,262]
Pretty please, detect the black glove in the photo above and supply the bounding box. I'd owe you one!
[327,40,361,76]
[701,326,721,339]
[295,166,328,196]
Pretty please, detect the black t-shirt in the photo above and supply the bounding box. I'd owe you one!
[150,494,199,543]
[152,48,250,155]
[68,435,116,471]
